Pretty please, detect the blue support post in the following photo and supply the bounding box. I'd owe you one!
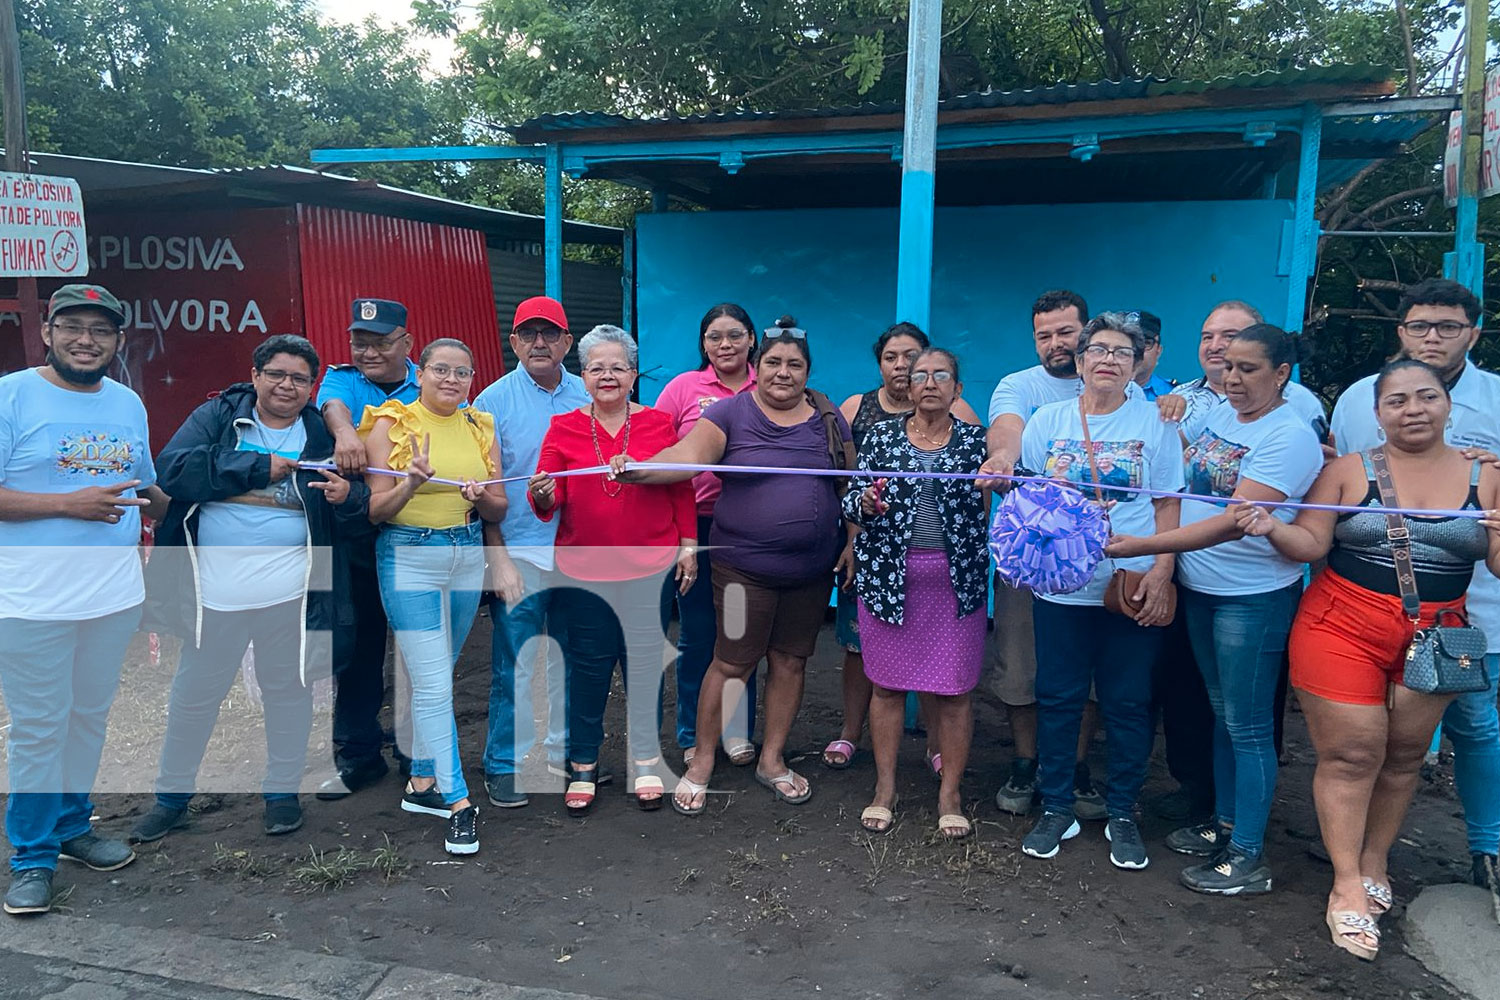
[895,0,942,330]
[1283,104,1322,336]
[545,143,563,302]
[1445,0,1487,297]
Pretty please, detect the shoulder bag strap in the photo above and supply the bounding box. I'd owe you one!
[806,389,854,472]
[1367,448,1421,623]
[1078,398,1108,507]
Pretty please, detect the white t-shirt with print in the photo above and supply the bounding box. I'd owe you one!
[1021,394,1184,606]
[1173,377,1326,442]
[1177,403,1323,596]
[988,364,1142,424]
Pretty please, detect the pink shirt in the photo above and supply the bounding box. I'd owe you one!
[653,364,757,513]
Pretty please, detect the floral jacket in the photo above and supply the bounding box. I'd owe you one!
[840,416,990,625]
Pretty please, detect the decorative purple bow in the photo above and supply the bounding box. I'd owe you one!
[990,480,1109,595]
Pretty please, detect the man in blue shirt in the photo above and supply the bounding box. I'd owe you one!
[472,296,590,807]
[314,299,419,799]
[1131,310,1176,401]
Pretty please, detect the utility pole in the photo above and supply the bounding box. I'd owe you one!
[0,0,42,363]
[894,0,942,330]
[1447,0,1487,296]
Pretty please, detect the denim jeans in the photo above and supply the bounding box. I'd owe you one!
[377,522,485,807]
[482,559,567,778]
[1182,583,1301,857]
[1152,609,1216,807]
[670,515,755,749]
[154,600,311,809]
[0,605,141,872]
[1032,598,1163,816]
[330,538,389,771]
[1445,657,1500,856]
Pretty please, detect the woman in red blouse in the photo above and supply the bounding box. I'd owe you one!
[529,325,696,813]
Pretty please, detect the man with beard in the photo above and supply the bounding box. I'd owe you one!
[1329,278,1500,901]
[0,284,168,915]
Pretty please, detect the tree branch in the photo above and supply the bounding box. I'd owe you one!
[1394,0,1418,97]
[1341,185,1442,231]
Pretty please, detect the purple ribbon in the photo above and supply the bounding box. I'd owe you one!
[990,481,1108,594]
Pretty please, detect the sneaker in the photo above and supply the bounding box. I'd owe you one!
[1166,820,1230,857]
[129,804,190,844]
[995,758,1038,816]
[58,832,135,872]
[1105,816,1149,870]
[1180,845,1272,895]
[1072,762,1108,822]
[445,806,479,855]
[400,782,449,818]
[263,798,304,836]
[3,869,53,916]
[315,757,389,801]
[1021,810,1081,859]
[484,773,530,809]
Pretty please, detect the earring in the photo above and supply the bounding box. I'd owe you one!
[1377,427,1386,441]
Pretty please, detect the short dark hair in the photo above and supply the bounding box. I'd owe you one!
[1374,358,1450,401]
[419,337,473,366]
[914,346,961,383]
[697,302,758,369]
[1397,278,1482,325]
[253,334,320,380]
[1032,290,1089,324]
[1231,324,1307,394]
[1131,310,1162,344]
[758,314,811,368]
[872,322,930,362]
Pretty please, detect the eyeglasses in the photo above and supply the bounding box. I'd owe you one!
[761,325,807,350]
[350,335,405,355]
[1400,320,1474,339]
[909,371,955,385]
[423,363,474,381]
[50,320,120,340]
[704,329,750,345]
[1082,344,1139,362]
[258,368,313,389]
[515,327,565,344]
[582,364,634,378]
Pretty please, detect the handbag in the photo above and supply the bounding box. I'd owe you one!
[1367,448,1491,697]
[1080,399,1176,626]
[806,388,855,498]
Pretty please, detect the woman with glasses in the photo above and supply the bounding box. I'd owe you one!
[528,326,696,814]
[363,338,505,855]
[612,316,853,815]
[1017,312,1183,870]
[842,348,989,838]
[653,304,761,771]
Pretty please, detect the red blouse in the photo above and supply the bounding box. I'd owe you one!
[531,405,696,581]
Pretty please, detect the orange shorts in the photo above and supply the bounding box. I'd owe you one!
[1289,568,1467,706]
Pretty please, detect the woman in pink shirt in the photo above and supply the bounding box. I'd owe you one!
[653,304,760,769]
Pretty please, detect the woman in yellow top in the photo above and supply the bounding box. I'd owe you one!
[363,338,505,856]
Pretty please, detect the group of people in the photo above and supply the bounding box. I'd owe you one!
[0,279,1496,968]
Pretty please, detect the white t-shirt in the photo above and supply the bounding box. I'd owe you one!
[196,416,310,612]
[1177,403,1323,596]
[1331,360,1500,651]
[1172,377,1326,442]
[0,370,156,620]
[988,364,1142,424]
[1021,395,1185,606]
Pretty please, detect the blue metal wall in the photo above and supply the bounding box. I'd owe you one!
[636,201,1294,413]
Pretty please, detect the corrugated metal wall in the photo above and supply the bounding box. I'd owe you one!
[298,205,505,388]
[488,249,623,377]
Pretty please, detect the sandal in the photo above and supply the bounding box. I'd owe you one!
[1362,878,1393,917]
[1325,908,1380,961]
[821,739,856,769]
[755,768,813,805]
[938,813,972,841]
[724,739,758,767]
[672,775,709,816]
[925,751,943,779]
[860,802,897,834]
[564,763,597,816]
[631,759,665,811]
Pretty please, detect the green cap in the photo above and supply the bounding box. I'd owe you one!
[47,284,126,326]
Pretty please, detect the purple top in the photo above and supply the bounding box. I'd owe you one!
[703,391,852,584]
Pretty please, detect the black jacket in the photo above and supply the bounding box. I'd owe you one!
[143,383,373,657]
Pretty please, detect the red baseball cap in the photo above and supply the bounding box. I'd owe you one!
[512,296,568,332]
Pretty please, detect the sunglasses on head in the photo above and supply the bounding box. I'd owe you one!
[761,324,807,350]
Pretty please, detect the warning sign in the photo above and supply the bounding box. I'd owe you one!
[0,171,88,277]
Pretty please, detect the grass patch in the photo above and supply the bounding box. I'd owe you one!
[210,843,280,880]
[291,846,365,893]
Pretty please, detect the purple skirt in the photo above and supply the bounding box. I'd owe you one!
[859,548,985,695]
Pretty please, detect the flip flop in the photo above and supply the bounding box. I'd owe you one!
[755,768,813,805]
[860,804,896,834]
[671,775,709,816]
[821,739,856,769]
[938,813,972,840]
[724,739,758,766]
[1362,878,1393,917]
[1326,908,1379,961]
[925,751,943,779]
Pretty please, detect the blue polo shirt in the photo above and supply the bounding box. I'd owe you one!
[472,365,588,570]
[315,358,421,421]
[1139,373,1175,401]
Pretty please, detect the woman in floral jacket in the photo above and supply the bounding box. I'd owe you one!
[842,348,990,839]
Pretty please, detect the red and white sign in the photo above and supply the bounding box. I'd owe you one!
[0,171,88,276]
[1444,70,1500,205]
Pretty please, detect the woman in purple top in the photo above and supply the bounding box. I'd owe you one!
[614,317,852,816]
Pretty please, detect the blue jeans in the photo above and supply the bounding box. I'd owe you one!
[377,522,485,807]
[671,515,755,749]
[0,606,141,872]
[482,560,567,777]
[1032,598,1162,816]
[1182,583,1301,857]
[155,601,311,809]
[1446,656,1500,856]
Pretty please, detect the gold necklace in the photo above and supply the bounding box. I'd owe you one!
[909,417,952,449]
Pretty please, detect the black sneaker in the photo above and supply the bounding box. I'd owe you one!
[445,806,479,855]
[995,758,1038,816]
[484,773,530,809]
[1021,810,1081,859]
[263,798,304,836]
[129,804,189,844]
[3,869,53,916]
[401,782,449,818]
[1105,816,1149,870]
[1166,820,1230,857]
[1180,845,1272,895]
[1073,762,1108,822]
[315,757,389,801]
[58,832,135,872]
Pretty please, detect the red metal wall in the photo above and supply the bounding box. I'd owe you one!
[296,205,504,393]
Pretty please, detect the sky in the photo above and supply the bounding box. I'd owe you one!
[315,0,464,75]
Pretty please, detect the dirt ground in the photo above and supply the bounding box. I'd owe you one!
[6,611,1482,1000]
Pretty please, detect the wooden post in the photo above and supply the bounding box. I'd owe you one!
[0,0,43,365]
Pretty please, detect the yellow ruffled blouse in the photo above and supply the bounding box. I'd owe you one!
[359,400,496,529]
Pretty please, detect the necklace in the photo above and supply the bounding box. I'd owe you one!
[909,416,952,449]
[255,411,301,457]
[590,402,631,497]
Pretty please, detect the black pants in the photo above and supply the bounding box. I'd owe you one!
[1152,611,1216,809]
[330,540,389,770]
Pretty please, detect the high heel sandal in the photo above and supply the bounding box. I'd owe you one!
[564,762,597,816]
[630,758,665,811]
[1326,906,1380,961]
